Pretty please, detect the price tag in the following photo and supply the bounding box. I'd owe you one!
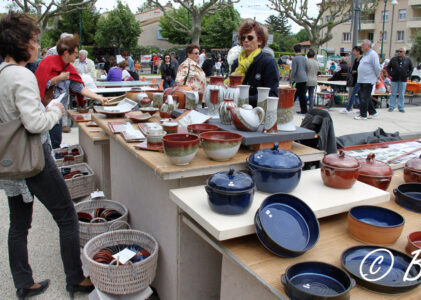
[112,248,137,265]
[90,190,105,199]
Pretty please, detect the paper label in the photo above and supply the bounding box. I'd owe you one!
[112,248,137,265]
[91,191,105,199]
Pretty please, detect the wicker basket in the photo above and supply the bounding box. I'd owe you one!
[60,163,95,199]
[54,144,84,167]
[83,229,159,295]
[75,199,129,247]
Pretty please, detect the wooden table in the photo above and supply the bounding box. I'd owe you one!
[95,81,159,88]
[176,171,421,300]
[90,112,324,300]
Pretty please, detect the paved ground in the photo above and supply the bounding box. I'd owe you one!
[0,93,420,300]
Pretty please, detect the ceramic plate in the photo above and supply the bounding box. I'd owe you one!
[108,122,127,133]
[93,105,131,117]
[125,112,152,122]
[73,114,91,122]
[134,140,163,152]
[121,130,146,143]
[86,121,98,127]
[341,245,421,294]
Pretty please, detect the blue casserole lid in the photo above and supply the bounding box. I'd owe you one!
[207,168,254,192]
[248,143,303,170]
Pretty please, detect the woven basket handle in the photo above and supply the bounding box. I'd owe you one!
[108,220,131,231]
[108,260,136,280]
[88,217,108,236]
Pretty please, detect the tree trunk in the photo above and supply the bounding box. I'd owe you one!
[191,14,202,46]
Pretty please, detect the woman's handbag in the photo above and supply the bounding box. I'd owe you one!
[0,65,45,179]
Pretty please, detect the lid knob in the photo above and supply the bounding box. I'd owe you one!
[228,167,235,176]
[272,142,279,151]
[366,153,375,163]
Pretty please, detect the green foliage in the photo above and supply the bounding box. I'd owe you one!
[95,1,142,50]
[137,2,155,13]
[41,31,55,49]
[410,30,421,63]
[81,45,95,60]
[159,8,191,45]
[295,29,309,42]
[265,14,291,36]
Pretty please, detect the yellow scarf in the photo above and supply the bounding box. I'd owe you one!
[225,48,261,85]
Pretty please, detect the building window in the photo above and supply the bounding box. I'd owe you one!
[399,9,406,20]
[397,31,404,41]
[382,10,389,22]
[342,32,351,42]
[368,32,374,41]
[326,15,332,23]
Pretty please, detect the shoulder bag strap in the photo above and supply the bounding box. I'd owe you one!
[183,62,191,85]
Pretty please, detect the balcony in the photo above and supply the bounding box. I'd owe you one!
[407,17,421,28]
[360,20,376,30]
[408,0,421,6]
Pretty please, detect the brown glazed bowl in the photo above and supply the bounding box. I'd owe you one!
[347,205,405,245]
[321,150,360,189]
[406,231,421,256]
[404,154,421,183]
[357,153,393,190]
[187,123,219,134]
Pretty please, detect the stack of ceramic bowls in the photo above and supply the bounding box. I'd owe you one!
[254,193,320,257]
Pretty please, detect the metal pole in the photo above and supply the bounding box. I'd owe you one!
[388,3,396,59]
[352,0,361,62]
[79,9,82,49]
[380,0,387,63]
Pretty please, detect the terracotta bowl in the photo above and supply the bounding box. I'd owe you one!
[187,123,219,134]
[347,205,405,245]
[406,231,421,256]
[199,131,242,162]
[162,134,200,165]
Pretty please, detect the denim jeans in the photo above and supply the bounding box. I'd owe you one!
[389,81,407,111]
[163,78,175,90]
[359,83,377,117]
[295,82,308,113]
[346,83,361,111]
[49,119,62,149]
[306,86,315,111]
[8,143,84,289]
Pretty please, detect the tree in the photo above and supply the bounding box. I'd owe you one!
[94,1,142,51]
[410,31,421,63]
[10,0,97,36]
[295,29,309,42]
[267,0,378,51]
[148,0,239,46]
[137,1,155,13]
[265,14,291,36]
[159,8,191,45]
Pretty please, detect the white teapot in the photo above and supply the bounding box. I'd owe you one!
[228,104,265,132]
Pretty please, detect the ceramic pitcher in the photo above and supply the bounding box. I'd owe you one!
[277,87,296,131]
[257,87,270,114]
[208,89,221,116]
[152,92,164,108]
[160,95,176,119]
[264,97,278,134]
[219,99,237,125]
[237,85,250,108]
[204,76,226,108]
[185,91,199,110]
[225,75,243,105]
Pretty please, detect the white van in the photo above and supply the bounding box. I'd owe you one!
[411,64,421,82]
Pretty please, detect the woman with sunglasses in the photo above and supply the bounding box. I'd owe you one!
[230,19,279,107]
[160,54,176,89]
[175,44,206,93]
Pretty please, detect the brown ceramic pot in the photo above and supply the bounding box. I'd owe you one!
[404,154,421,183]
[228,75,243,88]
[406,231,421,255]
[357,153,393,190]
[163,85,193,109]
[278,87,296,108]
[321,150,360,189]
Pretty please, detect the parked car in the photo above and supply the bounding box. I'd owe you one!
[410,64,421,82]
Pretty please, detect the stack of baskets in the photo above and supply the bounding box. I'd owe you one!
[75,199,129,247]
[53,144,84,167]
[83,229,159,295]
[59,163,95,199]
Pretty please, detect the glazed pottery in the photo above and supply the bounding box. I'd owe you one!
[200,131,242,161]
[357,153,393,190]
[125,89,144,102]
[185,91,199,110]
[163,85,193,109]
[281,262,355,300]
[404,154,421,183]
[406,231,421,255]
[187,123,219,134]
[139,107,159,114]
[219,99,237,125]
[257,87,270,113]
[205,168,255,215]
[247,143,303,193]
[277,87,296,131]
[140,97,152,107]
[256,193,319,257]
[225,75,243,105]
[208,89,221,116]
[321,150,360,189]
[162,134,200,166]
[159,95,176,119]
[152,92,164,108]
[228,104,265,132]
[263,97,278,134]
[203,76,226,110]
[136,92,149,102]
[347,205,405,244]
[146,130,166,146]
[393,183,421,212]
[341,245,421,294]
[237,85,250,107]
[162,121,178,134]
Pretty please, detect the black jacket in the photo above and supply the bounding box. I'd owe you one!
[202,58,214,77]
[387,56,414,82]
[329,62,349,81]
[350,56,361,87]
[242,52,279,107]
[160,63,176,80]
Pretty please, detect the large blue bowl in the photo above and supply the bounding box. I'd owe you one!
[255,194,320,257]
[393,183,421,213]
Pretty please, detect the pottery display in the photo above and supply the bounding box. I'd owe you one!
[162,134,200,166]
[146,130,166,146]
[152,92,164,108]
[321,150,361,189]
[263,97,278,134]
[237,85,250,107]
[393,183,421,212]
[224,75,243,105]
[199,131,242,161]
[404,154,421,183]
[277,87,296,131]
[247,143,303,193]
[203,76,226,109]
[219,98,237,125]
[159,95,177,119]
[205,168,255,215]
[162,121,178,134]
[357,153,393,190]
[228,104,265,132]
[347,205,405,245]
[406,231,421,255]
[163,85,193,109]
[187,123,219,134]
[281,262,355,300]
[185,91,199,110]
[256,87,270,113]
[208,89,221,116]
[140,97,152,107]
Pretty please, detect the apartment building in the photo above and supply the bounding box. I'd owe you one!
[321,0,420,60]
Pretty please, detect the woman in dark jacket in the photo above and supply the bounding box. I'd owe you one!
[160,54,176,89]
[340,46,362,113]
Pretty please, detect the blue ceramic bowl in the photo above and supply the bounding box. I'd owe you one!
[256,194,320,257]
[205,185,255,215]
[281,261,355,300]
[393,183,421,213]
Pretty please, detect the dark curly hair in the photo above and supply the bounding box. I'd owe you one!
[0,11,40,63]
[237,19,268,48]
[56,35,80,56]
[186,44,199,56]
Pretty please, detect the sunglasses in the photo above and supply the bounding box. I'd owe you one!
[241,35,254,42]
[398,50,404,53]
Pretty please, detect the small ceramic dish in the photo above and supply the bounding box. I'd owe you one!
[187,123,219,134]
[393,183,421,213]
[139,107,159,114]
[347,205,405,244]
[406,231,421,256]
[125,111,152,122]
